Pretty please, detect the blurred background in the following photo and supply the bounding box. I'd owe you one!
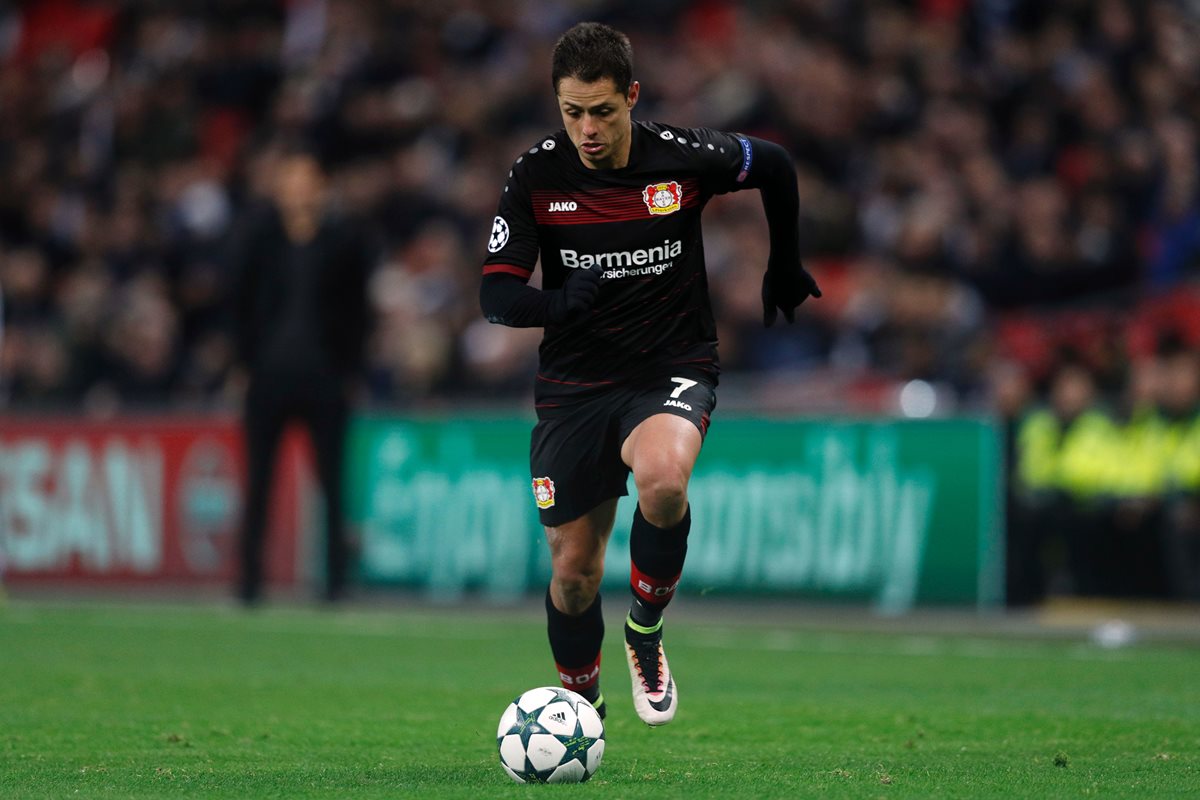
[1,0,1199,613]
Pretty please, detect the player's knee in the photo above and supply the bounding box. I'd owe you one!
[634,465,689,525]
[556,568,604,614]
[551,562,603,614]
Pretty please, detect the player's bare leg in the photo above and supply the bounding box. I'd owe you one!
[620,413,702,725]
[545,498,618,719]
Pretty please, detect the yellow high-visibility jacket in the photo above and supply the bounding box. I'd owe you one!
[1110,406,1177,498]
[1016,407,1120,500]
[1168,412,1200,493]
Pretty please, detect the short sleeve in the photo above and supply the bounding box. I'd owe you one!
[481,162,539,282]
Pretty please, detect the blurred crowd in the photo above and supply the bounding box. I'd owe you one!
[0,0,1197,413]
[1005,327,1200,603]
[0,0,1199,599]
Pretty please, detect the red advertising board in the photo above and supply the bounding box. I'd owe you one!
[0,416,312,588]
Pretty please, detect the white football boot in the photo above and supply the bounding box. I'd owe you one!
[624,616,677,726]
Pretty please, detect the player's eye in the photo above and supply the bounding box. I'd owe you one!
[565,109,581,118]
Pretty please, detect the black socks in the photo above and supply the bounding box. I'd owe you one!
[546,589,604,701]
[628,503,690,628]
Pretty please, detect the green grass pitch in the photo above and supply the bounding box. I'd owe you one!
[2,601,1198,798]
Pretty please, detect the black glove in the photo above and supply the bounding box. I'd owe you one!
[762,264,821,327]
[550,265,602,323]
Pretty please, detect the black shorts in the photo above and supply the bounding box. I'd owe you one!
[529,367,717,526]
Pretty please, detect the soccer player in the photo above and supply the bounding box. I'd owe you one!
[479,22,820,725]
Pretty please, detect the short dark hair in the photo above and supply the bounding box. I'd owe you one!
[273,136,329,173]
[551,22,634,95]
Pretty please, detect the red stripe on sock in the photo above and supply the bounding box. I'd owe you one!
[556,655,601,691]
[631,563,682,604]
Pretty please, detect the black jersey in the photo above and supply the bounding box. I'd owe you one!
[482,120,756,383]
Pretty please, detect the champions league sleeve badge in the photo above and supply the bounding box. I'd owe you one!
[488,215,510,253]
[642,181,682,216]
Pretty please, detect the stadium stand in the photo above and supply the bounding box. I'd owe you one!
[0,0,1198,600]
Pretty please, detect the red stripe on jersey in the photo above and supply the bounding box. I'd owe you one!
[537,374,615,386]
[630,563,682,605]
[531,179,701,225]
[482,263,533,280]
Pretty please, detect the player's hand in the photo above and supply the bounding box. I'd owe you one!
[552,265,602,323]
[762,265,821,327]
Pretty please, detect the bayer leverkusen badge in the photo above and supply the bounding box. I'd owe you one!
[532,477,556,509]
[643,181,682,216]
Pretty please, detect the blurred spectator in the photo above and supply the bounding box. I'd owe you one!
[1159,341,1200,600]
[1010,355,1117,604]
[228,147,373,605]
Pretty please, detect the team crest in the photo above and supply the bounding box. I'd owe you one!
[532,477,556,509]
[643,181,682,216]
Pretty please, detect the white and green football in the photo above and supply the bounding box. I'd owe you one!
[496,687,605,783]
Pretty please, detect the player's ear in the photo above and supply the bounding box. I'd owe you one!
[626,81,640,110]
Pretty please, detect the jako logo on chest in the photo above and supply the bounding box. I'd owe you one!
[547,200,578,212]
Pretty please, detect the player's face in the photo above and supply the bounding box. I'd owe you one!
[557,77,640,170]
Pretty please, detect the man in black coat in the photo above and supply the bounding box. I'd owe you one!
[229,148,373,604]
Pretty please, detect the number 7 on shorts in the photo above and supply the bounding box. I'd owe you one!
[669,377,697,398]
